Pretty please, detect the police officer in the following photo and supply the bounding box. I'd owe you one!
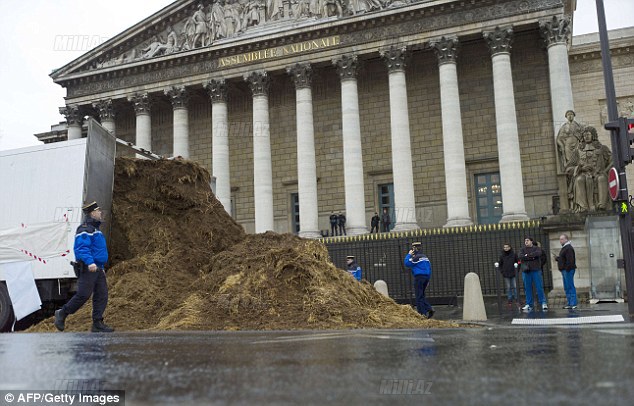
[345,255,362,281]
[404,242,434,319]
[54,201,114,333]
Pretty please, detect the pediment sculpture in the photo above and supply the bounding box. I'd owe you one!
[95,0,412,69]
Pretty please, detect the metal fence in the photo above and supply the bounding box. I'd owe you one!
[323,221,553,305]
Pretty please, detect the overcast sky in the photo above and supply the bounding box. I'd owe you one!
[0,0,633,151]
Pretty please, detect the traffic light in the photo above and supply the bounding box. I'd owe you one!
[605,117,634,167]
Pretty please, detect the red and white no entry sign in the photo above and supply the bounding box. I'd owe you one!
[608,167,619,201]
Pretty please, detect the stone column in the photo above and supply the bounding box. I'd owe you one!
[380,46,419,231]
[287,63,321,238]
[483,27,529,222]
[430,36,473,227]
[93,99,115,136]
[540,15,574,135]
[204,79,232,216]
[165,86,190,159]
[59,105,82,140]
[244,71,274,233]
[128,93,152,154]
[333,54,368,235]
[540,15,574,212]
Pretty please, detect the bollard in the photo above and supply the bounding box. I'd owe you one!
[494,262,502,314]
[463,272,487,321]
[374,280,389,297]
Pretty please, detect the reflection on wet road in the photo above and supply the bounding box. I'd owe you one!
[1,325,633,405]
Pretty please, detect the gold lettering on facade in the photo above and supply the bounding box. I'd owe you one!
[218,36,341,68]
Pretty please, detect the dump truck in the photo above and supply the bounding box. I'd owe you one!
[0,119,118,331]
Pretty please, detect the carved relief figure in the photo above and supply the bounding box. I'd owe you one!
[321,0,344,17]
[242,0,262,28]
[210,0,228,40]
[224,1,242,36]
[184,4,211,49]
[349,0,382,14]
[267,0,284,20]
[565,126,612,212]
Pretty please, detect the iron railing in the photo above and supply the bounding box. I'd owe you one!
[323,221,553,305]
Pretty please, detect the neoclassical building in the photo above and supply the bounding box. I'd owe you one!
[49,0,629,236]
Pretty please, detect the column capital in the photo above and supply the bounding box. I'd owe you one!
[165,86,189,108]
[204,79,228,103]
[539,15,571,47]
[380,45,409,73]
[59,105,82,126]
[128,93,151,114]
[483,26,514,56]
[92,99,115,121]
[430,36,460,65]
[244,71,270,96]
[333,54,359,81]
[287,63,312,89]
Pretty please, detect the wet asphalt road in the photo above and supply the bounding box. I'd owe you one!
[1,307,633,405]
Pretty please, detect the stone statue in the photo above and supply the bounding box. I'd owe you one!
[565,126,612,213]
[224,1,242,36]
[556,109,583,173]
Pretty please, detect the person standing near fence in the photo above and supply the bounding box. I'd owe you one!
[370,212,380,233]
[345,255,362,281]
[519,236,548,312]
[498,243,519,304]
[556,234,578,309]
[338,211,347,236]
[404,242,434,319]
[381,208,391,232]
[329,211,338,236]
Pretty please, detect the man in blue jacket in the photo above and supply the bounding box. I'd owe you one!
[404,242,434,319]
[345,255,362,281]
[54,201,114,333]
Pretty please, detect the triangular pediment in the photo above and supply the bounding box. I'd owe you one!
[51,0,418,81]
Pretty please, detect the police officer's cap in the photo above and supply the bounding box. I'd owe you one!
[346,255,355,260]
[82,201,100,214]
[412,242,422,247]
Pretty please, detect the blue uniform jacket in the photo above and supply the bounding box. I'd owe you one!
[74,217,108,269]
[346,262,362,281]
[404,252,432,276]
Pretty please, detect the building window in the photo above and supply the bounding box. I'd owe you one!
[378,183,394,231]
[474,173,503,224]
[291,193,300,234]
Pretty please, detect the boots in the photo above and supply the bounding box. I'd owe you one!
[54,308,67,331]
[91,319,114,333]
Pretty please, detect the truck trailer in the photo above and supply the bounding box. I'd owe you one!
[0,119,116,331]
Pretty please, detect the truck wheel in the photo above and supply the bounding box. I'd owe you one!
[0,283,14,332]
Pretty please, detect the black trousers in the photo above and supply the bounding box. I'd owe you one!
[330,224,338,236]
[370,224,379,233]
[63,269,109,321]
[339,224,346,236]
[414,274,432,316]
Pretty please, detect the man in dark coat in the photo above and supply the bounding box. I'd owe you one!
[370,212,380,233]
[329,212,338,236]
[519,236,548,312]
[498,243,518,303]
[381,208,391,232]
[555,234,577,309]
[338,212,347,236]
